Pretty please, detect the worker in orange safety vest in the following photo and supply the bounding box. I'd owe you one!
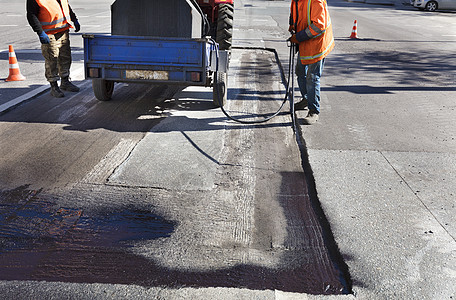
[289,0,335,125]
[27,0,81,98]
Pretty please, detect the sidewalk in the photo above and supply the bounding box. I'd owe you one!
[348,0,411,6]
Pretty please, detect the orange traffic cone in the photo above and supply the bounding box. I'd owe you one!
[6,45,26,82]
[349,20,359,39]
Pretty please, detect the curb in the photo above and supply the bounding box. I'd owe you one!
[0,66,85,115]
[0,85,50,115]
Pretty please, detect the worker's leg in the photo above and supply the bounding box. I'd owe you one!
[305,58,325,114]
[41,33,60,83]
[295,56,308,109]
[42,33,64,97]
[57,31,71,79]
[58,31,79,92]
[295,56,307,100]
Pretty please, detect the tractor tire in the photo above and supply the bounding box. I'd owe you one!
[213,71,227,107]
[92,79,114,101]
[216,3,234,51]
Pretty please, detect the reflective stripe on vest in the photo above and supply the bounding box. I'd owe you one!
[300,36,334,62]
[36,0,72,35]
[40,15,70,26]
[43,23,70,33]
[306,0,330,39]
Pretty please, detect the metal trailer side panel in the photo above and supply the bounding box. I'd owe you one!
[84,35,213,86]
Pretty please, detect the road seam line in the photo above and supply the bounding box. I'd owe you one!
[379,150,456,242]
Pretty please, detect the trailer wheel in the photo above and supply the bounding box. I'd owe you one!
[92,79,114,101]
[213,71,227,107]
[216,3,234,51]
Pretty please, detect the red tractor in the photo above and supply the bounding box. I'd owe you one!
[196,0,234,50]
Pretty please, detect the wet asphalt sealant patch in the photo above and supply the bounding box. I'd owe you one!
[0,186,175,281]
[0,186,347,294]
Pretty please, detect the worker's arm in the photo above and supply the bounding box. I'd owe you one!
[288,0,297,33]
[289,0,294,25]
[68,5,78,23]
[26,0,50,43]
[295,0,327,42]
[26,0,43,34]
[68,5,80,32]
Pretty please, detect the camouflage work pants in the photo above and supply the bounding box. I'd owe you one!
[41,30,72,83]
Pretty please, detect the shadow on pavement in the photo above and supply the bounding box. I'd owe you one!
[325,50,456,92]
[0,171,351,295]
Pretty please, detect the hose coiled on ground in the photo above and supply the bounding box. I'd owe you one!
[212,41,297,126]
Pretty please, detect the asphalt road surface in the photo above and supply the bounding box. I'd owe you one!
[0,50,347,296]
[1,0,455,299]
[1,0,348,298]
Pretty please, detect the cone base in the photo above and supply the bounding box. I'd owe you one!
[6,74,26,82]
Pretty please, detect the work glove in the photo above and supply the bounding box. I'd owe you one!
[288,34,299,44]
[38,31,50,44]
[74,20,81,32]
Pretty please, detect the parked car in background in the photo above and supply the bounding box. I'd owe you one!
[413,0,456,11]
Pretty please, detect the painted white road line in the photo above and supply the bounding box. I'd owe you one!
[0,85,49,114]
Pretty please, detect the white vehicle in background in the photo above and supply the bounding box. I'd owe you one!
[413,0,456,11]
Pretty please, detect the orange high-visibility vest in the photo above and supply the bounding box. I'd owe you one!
[36,0,72,35]
[291,0,334,65]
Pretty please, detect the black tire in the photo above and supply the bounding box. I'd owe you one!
[213,72,227,107]
[92,79,114,101]
[425,1,437,11]
[216,3,234,51]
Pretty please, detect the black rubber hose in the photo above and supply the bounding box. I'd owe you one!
[214,43,296,125]
[190,0,211,37]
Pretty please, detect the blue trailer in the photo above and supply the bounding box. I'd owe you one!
[82,0,232,107]
[83,34,228,106]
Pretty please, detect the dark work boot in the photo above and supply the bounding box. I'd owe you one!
[302,111,319,125]
[60,77,80,92]
[294,98,308,110]
[50,81,65,98]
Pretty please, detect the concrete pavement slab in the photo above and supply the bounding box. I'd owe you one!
[307,149,456,299]
[108,87,226,191]
[383,151,456,239]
